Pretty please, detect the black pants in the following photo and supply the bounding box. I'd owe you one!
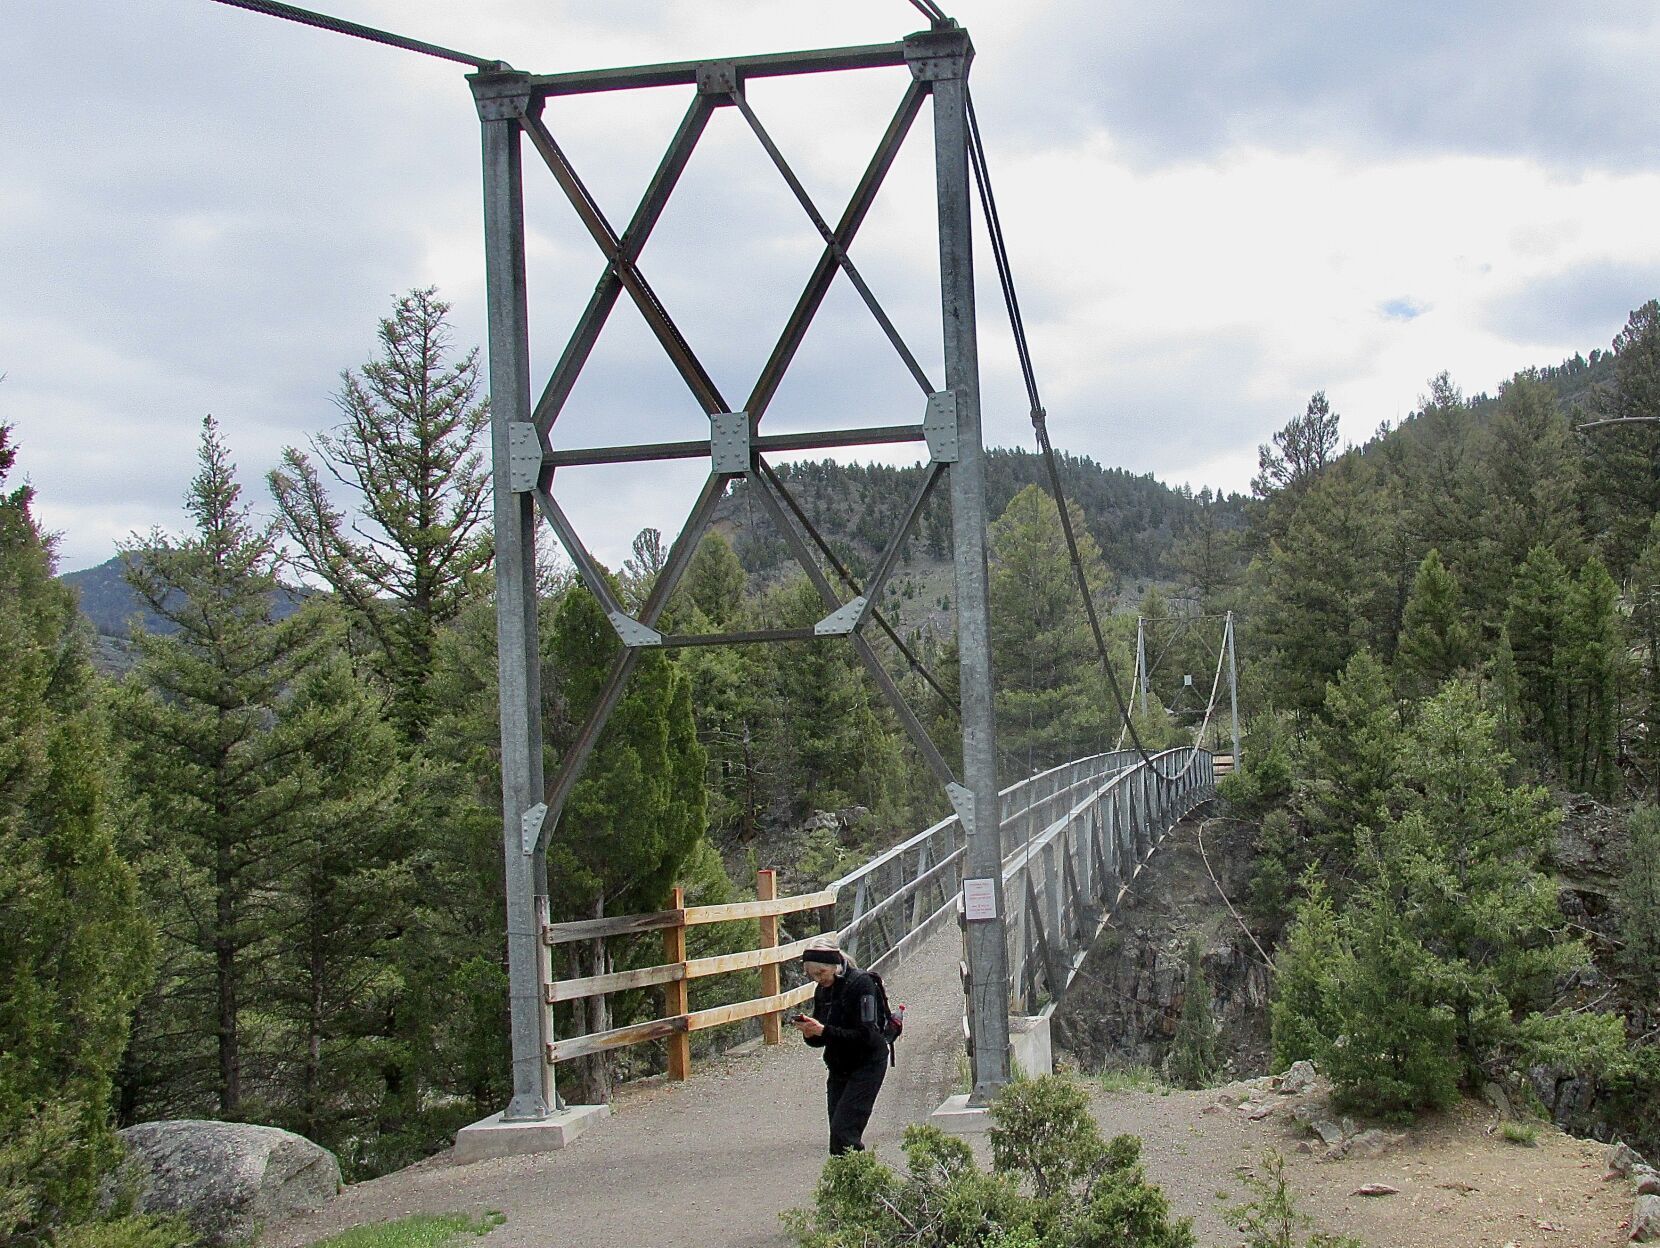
[826,1058,887,1155]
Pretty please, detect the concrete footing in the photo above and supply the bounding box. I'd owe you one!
[929,1093,992,1133]
[453,1104,609,1163]
[1009,1011,1053,1079]
[931,1010,1057,1132]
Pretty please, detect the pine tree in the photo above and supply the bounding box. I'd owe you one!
[1630,519,1660,801]
[1252,460,1388,715]
[1383,682,1597,1080]
[1252,392,1341,543]
[1619,805,1660,1012]
[1505,545,1570,766]
[989,483,1115,772]
[1293,649,1400,882]
[1165,935,1220,1088]
[1395,549,1473,697]
[1563,558,1620,798]
[264,643,404,1156]
[1269,876,1344,1073]
[269,286,491,741]
[0,426,153,1241]
[113,418,344,1121]
[1481,375,1580,588]
[544,584,709,1102]
[1581,300,1660,576]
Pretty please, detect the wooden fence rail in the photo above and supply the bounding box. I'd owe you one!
[540,872,837,1078]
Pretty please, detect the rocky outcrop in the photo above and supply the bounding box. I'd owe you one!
[1053,813,1270,1076]
[117,1120,340,1245]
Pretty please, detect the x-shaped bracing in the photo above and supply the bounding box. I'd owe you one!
[474,33,975,845]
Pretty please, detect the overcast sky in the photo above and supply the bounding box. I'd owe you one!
[5,1,1660,574]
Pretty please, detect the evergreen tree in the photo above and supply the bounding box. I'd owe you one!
[1581,300,1660,576]
[114,419,342,1120]
[1268,876,1344,1073]
[754,578,908,819]
[1394,549,1473,697]
[270,286,491,741]
[1293,649,1400,882]
[1563,557,1620,798]
[1489,625,1524,758]
[1165,936,1219,1088]
[988,484,1114,772]
[0,427,153,1241]
[1322,880,1461,1117]
[544,584,708,1102]
[1505,545,1570,765]
[1252,460,1387,715]
[1252,391,1340,543]
[1619,805,1660,1012]
[1630,518,1660,800]
[1383,682,1599,1080]
[1480,375,1580,587]
[264,643,404,1157]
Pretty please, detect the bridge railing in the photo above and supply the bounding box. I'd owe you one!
[828,751,1141,972]
[534,748,1213,1083]
[992,747,1216,1014]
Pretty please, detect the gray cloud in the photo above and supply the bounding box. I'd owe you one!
[988,0,1660,171]
[1482,262,1660,350]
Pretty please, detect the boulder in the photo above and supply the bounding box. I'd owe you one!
[117,1120,340,1245]
[1636,1168,1660,1197]
[1610,1142,1649,1178]
[1632,1194,1660,1243]
[1278,1060,1317,1096]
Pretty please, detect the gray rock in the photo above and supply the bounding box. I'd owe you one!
[1481,1081,1514,1118]
[1278,1060,1317,1095]
[1636,1168,1660,1197]
[1632,1194,1660,1243]
[1610,1141,1648,1178]
[1347,1129,1407,1160]
[118,1120,340,1245]
[1310,1118,1347,1148]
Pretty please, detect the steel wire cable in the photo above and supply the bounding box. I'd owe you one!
[963,88,1206,782]
[207,0,500,69]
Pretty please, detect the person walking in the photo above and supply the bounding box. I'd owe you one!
[792,943,888,1155]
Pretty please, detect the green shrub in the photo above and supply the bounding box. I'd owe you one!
[1164,936,1220,1089]
[784,1075,1193,1247]
[1225,1150,1363,1248]
[1500,1122,1539,1146]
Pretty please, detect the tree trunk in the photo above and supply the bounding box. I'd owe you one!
[569,896,613,1104]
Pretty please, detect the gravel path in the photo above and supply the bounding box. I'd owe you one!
[264,921,970,1248]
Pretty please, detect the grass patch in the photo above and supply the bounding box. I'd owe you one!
[1097,1065,1166,1094]
[1500,1121,1540,1146]
[314,1212,504,1248]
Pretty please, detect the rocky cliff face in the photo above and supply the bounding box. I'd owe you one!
[1053,811,1272,1079]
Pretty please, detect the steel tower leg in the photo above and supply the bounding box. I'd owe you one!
[478,79,554,1122]
[923,27,1012,1104]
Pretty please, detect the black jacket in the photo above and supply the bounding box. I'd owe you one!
[804,967,888,1073]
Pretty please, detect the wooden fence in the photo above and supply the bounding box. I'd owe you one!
[539,871,837,1080]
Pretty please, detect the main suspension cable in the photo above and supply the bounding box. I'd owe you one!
[963,87,1199,782]
[207,0,502,69]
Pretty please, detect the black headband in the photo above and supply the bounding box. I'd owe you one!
[802,948,844,966]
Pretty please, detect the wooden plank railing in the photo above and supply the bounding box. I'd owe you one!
[540,871,837,1078]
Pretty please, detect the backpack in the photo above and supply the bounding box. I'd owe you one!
[867,970,905,1066]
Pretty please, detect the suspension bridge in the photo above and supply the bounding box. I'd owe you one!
[207,0,1246,1178]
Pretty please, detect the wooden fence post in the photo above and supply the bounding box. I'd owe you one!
[757,869,781,1045]
[664,886,691,1081]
